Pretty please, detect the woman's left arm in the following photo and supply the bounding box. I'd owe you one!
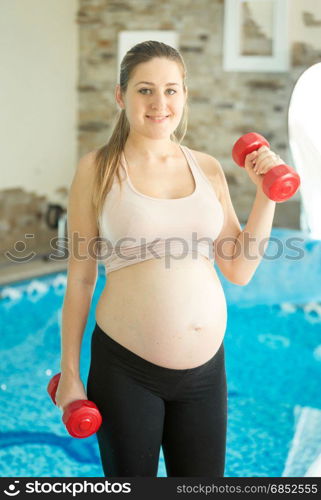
[211,146,283,286]
[231,187,276,286]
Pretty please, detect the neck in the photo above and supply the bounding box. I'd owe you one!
[124,135,179,162]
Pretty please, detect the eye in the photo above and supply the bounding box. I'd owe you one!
[139,88,177,95]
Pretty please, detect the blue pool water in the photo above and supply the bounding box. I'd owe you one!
[0,228,321,477]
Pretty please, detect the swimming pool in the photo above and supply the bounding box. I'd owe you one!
[1,228,321,477]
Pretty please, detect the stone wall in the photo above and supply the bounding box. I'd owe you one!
[1,0,320,264]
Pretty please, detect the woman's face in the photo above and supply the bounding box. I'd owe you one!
[116,57,187,139]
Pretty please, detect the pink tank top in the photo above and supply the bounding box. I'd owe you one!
[98,144,224,274]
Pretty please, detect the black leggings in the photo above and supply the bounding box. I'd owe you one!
[86,322,228,477]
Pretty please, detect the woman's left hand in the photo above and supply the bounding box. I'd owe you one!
[244,146,284,189]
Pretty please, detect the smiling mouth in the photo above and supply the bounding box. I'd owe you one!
[146,115,170,122]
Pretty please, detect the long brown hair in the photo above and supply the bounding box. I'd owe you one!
[92,40,189,227]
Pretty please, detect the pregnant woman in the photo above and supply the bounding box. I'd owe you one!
[55,41,280,477]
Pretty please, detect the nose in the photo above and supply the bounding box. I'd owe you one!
[151,92,169,111]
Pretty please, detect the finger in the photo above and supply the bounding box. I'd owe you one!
[255,150,272,163]
[257,150,280,164]
[254,156,269,169]
[255,152,278,167]
[256,166,270,175]
[245,151,258,167]
[257,151,282,170]
[255,161,278,175]
[245,151,257,162]
[257,145,270,154]
[252,155,270,172]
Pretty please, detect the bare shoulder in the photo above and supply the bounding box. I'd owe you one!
[70,151,98,192]
[76,150,97,174]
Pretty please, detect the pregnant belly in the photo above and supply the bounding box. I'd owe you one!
[95,256,227,369]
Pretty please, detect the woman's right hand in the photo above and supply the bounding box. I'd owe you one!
[55,372,88,412]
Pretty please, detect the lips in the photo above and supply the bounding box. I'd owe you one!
[146,115,170,122]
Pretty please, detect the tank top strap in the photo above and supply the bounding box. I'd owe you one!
[119,151,127,175]
[180,145,217,194]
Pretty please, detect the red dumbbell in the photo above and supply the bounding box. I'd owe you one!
[47,373,102,439]
[232,132,300,202]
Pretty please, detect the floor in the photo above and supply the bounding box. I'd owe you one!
[0,257,68,286]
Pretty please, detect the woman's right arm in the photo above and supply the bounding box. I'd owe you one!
[55,151,99,410]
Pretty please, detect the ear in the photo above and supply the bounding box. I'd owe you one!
[115,84,124,109]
